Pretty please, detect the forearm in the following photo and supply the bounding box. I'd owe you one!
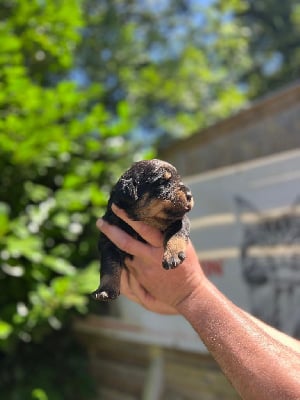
[177,278,300,400]
[248,314,300,354]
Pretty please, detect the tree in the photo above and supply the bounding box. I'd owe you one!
[78,0,300,145]
[77,0,250,142]
[0,1,135,398]
[216,0,300,97]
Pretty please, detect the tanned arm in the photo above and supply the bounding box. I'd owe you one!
[177,280,300,400]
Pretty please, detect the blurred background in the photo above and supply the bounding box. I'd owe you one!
[0,0,299,399]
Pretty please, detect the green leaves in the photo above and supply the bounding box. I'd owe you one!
[79,0,251,143]
[0,321,13,340]
[0,0,135,358]
[32,388,49,400]
[0,1,135,398]
[8,0,84,71]
[43,256,76,276]
[0,203,10,238]
[216,0,300,98]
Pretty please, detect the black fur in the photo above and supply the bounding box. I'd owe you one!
[92,159,194,301]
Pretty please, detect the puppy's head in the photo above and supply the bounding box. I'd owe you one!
[112,159,193,229]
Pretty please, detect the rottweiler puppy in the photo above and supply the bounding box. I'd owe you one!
[92,159,194,301]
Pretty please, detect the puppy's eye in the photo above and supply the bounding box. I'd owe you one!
[157,173,171,186]
[153,170,172,188]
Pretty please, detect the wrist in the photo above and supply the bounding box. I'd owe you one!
[175,275,211,317]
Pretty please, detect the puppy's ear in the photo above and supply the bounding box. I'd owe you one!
[120,178,138,201]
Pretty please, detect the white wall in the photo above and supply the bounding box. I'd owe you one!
[118,149,300,352]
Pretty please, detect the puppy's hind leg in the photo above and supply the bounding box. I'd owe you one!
[92,241,123,301]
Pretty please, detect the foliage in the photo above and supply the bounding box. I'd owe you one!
[0,0,135,398]
[77,0,250,142]
[216,0,300,97]
[79,0,300,144]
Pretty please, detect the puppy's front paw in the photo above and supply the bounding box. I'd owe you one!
[91,287,120,301]
[162,250,185,270]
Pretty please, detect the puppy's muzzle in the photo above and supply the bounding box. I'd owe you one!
[181,184,194,211]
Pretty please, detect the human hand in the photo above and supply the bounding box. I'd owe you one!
[96,205,205,314]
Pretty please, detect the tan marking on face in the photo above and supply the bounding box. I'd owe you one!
[134,195,173,229]
[174,188,194,210]
[147,198,172,218]
[163,171,172,180]
[176,191,188,205]
[133,182,192,229]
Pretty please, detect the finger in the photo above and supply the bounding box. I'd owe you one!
[111,204,163,247]
[120,267,152,307]
[96,218,151,257]
[123,267,179,315]
[125,249,164,279]
[122,268,149,302]
[120,269,142,305]
[125,271,162,312]
[120,265,155,305]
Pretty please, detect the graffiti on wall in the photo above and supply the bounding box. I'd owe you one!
[235,195,300,338]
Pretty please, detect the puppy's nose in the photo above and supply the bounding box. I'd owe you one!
[181,184,192,201]
[180,184,193,209]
